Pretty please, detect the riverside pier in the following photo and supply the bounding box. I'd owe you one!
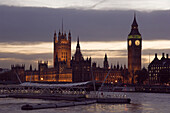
[0,82,131,110]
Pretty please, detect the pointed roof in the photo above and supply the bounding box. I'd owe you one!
[132,13,138,26]
[60,19,65,38]
[54,30,56,37]
[62,18,64,34]
[149,53,159,66]
[29,64,32,71]
[128,13,141,36]
[111,63,113,69]
[58,29,61,35]
[74,37,84,61]
[68,30,71,35]
[104,53,108,61]
[76,37,80,48]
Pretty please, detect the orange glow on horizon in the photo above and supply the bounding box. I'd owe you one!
[1,40,170,54]
[0,40,170,68]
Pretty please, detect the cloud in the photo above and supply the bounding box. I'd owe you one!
[0,0,170,11]
[1,40,170,69]
[0,6,170,42]
[0,42,52,54]
[90,0,108,9]
[0,52,53,69]
[0,5,170,69]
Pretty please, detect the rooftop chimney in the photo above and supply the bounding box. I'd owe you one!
[162,53,165,58]
[161,53,165,60]
[166,54,169,59]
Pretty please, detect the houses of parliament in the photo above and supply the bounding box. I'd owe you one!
[0,15,143,84]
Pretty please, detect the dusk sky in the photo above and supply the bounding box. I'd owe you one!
[0,0,170,69]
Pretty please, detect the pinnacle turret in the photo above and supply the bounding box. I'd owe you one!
[128,13,141,36]
[54,30,56,36]
[104,53,108,61]
[76,37,80,49]
[132,13,138,27]
[104,53,109,69]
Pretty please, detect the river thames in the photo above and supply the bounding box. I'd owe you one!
[0,92,170,113]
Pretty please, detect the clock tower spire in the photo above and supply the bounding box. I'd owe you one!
[127,13,142,84]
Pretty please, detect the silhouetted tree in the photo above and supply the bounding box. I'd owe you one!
[135,67,148,85]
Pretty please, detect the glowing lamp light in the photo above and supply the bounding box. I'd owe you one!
[41,77,43,81]
[115,80,118,83]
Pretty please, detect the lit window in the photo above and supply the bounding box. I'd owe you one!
[41,77,43,81]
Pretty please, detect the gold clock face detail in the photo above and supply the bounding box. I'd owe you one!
[135,40,140,46]
[129,40,132,46]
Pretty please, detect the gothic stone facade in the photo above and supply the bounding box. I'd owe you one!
[72,38,91,82]
[25,30,72,82]
[72,38,128,84]
[128,15,142,84]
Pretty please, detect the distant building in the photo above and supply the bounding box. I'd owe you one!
[92,61,128,84]
[53,28,72,82]
[127,14,142,84]
[54,29,71,68]
[71,38,128,84]
[148,53,170,85]
[25,27,72,83]
[11,64,25,82]
[25,61,72,82]
[0,65,25,83]
[25,61,57,82]
[72,38,91,82]
[1,17,139,84]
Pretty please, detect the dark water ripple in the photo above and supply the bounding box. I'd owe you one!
[0,92,170,113]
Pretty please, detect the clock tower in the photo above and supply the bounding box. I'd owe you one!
[128,14,142,84]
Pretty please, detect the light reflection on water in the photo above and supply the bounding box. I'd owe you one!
[0,92,170,113]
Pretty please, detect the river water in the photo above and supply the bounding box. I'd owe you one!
[0,92,170,113]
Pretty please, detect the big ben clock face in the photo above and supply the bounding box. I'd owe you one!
[129,40,132,46]
[135,40,140,46]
